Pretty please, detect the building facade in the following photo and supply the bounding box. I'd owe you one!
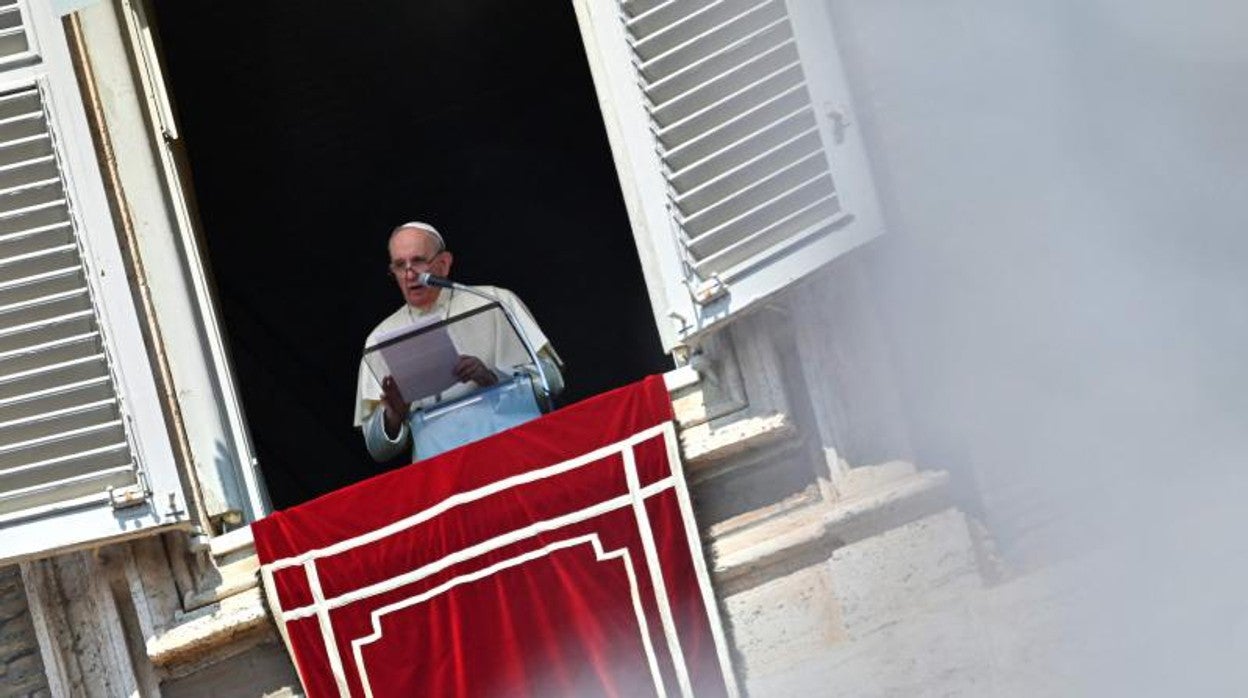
[0,0,1092,695]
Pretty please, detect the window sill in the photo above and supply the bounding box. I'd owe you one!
[710,468,952,592]
[148,583,274,677]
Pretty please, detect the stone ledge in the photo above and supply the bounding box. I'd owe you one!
[148,584,273,673]
[209,525,257,565]
[681,412,796,466]
[182,525,262,610]
[711,470,952,590]
[663,365,699,393]
[183,550,260,610]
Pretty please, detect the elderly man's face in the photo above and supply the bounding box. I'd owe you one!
[389,228,452,309]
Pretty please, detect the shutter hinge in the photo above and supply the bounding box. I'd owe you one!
[165,492,187,520]
[826,105,851,145]
[667,310,690,337]
[692,274,728,305]
[109,483,150,510]
[109,468,153,510]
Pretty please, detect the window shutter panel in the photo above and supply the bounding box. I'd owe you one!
[0,1,32,63]
[0,0,184,562]
[577,0,883,347]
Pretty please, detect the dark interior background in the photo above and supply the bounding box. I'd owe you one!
[150,1,670,510]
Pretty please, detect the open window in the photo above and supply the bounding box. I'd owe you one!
[142,0,674,510]
[0,0,185,561]
[573,0,884,348]
[42,0,885,522]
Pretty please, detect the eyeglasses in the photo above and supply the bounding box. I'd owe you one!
[388,252,443,275]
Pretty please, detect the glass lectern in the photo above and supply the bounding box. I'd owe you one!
[363,300,549,462]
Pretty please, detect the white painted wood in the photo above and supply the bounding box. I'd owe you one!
[0,1,40,70]
[70,0,270,525]
[574,0,884,348]
[51,0,102,17]
[572,0,700,348]
[111,0,269,522]
[0,0,185,563]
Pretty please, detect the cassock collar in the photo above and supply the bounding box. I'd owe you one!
[406,288,452,319]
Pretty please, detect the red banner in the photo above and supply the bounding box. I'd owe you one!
[254,376,736,697]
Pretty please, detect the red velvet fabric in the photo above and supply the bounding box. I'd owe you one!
[254,376,732,697]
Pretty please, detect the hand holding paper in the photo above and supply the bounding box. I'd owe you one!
[380,376,409,437]
[365,314,460,403]
[453,355,498,386]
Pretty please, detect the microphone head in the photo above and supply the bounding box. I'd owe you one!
[417,272,454,289]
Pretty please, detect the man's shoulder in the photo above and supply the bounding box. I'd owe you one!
[459,286,543,330]
[465,285,523,304]
[364,305,411,345]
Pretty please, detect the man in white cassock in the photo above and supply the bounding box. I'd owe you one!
[354,222,563,462]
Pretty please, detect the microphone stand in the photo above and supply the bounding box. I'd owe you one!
[418,273,553,399]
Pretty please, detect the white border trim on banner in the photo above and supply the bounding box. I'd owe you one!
[305,559,351,697]
[264,423,669,573]
[351,534,665,698]
[280,476,674,623]
[665,424,743,698]
[624,446,694,697]
[261,421,738,698]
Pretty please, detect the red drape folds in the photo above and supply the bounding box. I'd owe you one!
[254,376,733,697]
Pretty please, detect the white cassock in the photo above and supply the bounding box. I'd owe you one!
[354,285,562,462]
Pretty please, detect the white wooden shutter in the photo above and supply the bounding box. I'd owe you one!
[0,1,33,64]
[576,0,883,348]
[0,0,184,562]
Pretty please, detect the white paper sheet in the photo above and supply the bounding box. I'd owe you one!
[364,315,459,403]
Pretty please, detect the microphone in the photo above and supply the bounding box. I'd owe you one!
[417,272,454,289]
[412,272,553,398]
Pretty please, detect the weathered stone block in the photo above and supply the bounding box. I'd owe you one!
[831,508,983,640]
[723,561,848,685]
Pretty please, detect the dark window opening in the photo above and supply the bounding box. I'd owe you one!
[150,1,671,510]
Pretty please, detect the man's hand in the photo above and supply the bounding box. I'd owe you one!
[454,355,498,387]
[380,376,409,438]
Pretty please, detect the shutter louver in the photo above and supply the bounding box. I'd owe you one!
[624,0,847,285]
[0,0,184,562]
[579,0,882,345]
[0,85,137,520]
[0,1,30,63]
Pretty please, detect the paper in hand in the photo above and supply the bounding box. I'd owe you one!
[364,315,459,403]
